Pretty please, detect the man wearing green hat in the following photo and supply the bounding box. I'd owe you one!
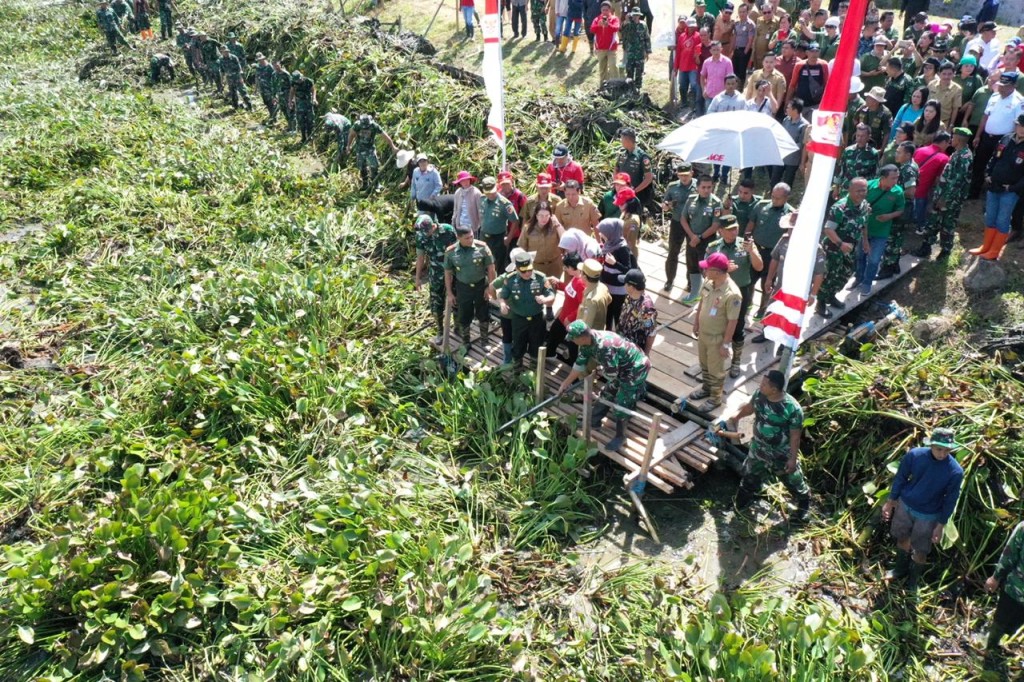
[882,427,964,590]
[445,225,496,349]
[414,214,458,344]
[915,127,973,259]
[557,321,650,453]
[498,250,555,369]
[219,45,252,112]
[226,33,246,69]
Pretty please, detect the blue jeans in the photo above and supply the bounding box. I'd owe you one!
[985,190,1020,234]
[677,70,703,114]
[568,18,582,36]
[913,197,929,232]
[855,236,888,293]
[462,6,474,28]
[555,15,569,39]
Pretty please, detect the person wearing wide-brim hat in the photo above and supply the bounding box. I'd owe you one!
[556,320,651,453]
[452,171,482,235]
[857,86,893,148]
[881,427,965,590]
[496,250,555,370]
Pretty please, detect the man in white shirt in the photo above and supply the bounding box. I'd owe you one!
[707,74,748,183]
[966,22,1001,72]
[971,72,1024,199]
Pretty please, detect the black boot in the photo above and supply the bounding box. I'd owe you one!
[885,549,911,582]
[906,560,924,591]
[792,495,810,523]
[734,488,755,510]
[816,300,832,319]
[607,417,629,452]
[590,403,610,429]
[912,242,932,259]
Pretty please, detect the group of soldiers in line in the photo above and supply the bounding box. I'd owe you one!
[95,0,176,51]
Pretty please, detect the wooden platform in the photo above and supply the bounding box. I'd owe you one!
[439,233,923,494]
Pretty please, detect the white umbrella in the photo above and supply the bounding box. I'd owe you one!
[656,110,800,169]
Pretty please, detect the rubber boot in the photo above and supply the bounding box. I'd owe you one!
[606,417,629,452]
[479,321,491,341]
[734,486,755,510]
[682,273,702,303]
[792,495,810,523]
[571,36,580,53]
[432,314,444,345]
[729,340,743,378]
[980,231,1009,260]
[590,402,610,429]
[969,227,996,255]
[459,326,472,351]
[906,559,924,590]
[885,549,911,581]
[502,342,513,364]
[558,36,569,53]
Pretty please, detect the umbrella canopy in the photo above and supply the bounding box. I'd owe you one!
[656,111,800,169]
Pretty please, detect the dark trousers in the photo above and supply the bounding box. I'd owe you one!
[456,280,489,330]
[159,7,172,39]
[732,48,751,86]
[511,314,545,361]
[755,243,773,312]
[511,5,527,35]
[989,589,1024,649]
[734,282,754,344]
[665,219,684,285]
[484,234,509,273]
[546,318,580,365]
[971,132,1000,200]
[625,61,645,90]
[607,294,625,330]
[770,164,799,188]
[685,235,714,277]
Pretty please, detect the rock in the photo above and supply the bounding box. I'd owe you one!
[963,258,1006,294]
[912,316,954,345]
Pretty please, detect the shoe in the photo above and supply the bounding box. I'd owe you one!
[557,36,569,52]
[980,231,1009,260]
[847,279,861,290]
[688,387,709,400]
[662,280,673,291]
[937,248,952,259]
[914,226,927,236]
[729,365,741,378]
[699,398,722,412]
[590,403,610,429]
[969,227,996,255]
[912,243,932,259]
[680,291,701,305]
[859,286,871,296]
[826,295,843,308]
[571,36,580,53]
[752,332,767,343]
[791,496,810,523]
[876,264,898,279]
[606,417,629,453]
[816,303,833,319]
[885,550,911,582]
[906,560,924,591]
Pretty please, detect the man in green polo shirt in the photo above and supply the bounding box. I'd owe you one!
[705,215,763,377]
[745,182,794,318]
[478,176,519,273]
[662,162,696,292]
[444,225,497,348]
[854,165,905,296]
[498,250,555,370]
[680,174,723,304]
[725,178,762,236]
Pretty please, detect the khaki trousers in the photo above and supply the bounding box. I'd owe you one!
[596,50,618,84]
[697,332,727,401]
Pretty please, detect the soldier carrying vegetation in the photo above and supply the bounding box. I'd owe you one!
[96,0,131,54]
[882,427,964,591]
[220,46,253,112]
[346,114,398,191]
[324,113,352,170]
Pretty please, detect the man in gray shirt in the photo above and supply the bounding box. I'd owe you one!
[732,3,757,87]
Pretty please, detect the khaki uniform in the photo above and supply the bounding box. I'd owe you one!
[695,277,742,402]
[578,281,611,330]
[520,193,563,228]
[554,197,601,234]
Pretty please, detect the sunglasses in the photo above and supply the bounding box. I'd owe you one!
[517,266,534,272]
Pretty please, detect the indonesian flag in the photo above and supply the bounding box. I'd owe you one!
[762,0,869,348]
[481,0,506,150]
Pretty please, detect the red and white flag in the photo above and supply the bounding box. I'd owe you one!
[481,0,506,152]
[762,0,868,348]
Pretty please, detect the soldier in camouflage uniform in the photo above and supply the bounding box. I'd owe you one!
[878,141,918,278]
[817,177,869,317]
[176,25,196,77]
[832,124,880,198]
[96,1,131,54]
[558,321,651,453]
[324,114,352,171]
[189,31,206,84]
[253,53,276,121]
[856,87,893,148]
[414,214,458,342]
[220,46,252,111]
[226,34,246,70]
[346,114,398,191]
[198,33,223,94]
[148,53,175,83]
[844,90,866,143]
[530,0,548,41]
[620,8,651,89]
[110,0,133,31]
[157,0,174,40]
[272,62,294,130]
[725,369,810,521]
[986,520,1024,654]
[291,71,317,144]
[915,127,973,259]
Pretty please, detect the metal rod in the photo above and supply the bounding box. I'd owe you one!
[595,396,654,423]
[496,381,580,433]
[582,375,593,444]
[534,347,547,404]
[424,0,447,39]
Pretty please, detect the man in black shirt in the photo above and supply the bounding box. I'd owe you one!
[969,114,1024,260]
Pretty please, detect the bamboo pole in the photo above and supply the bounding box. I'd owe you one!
[582,374,594,444]
[534,347,547,404]
[629,413,662,543]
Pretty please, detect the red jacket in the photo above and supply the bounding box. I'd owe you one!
[545,160,585,191]
[674,28,701,72]
[590,14,620,51]
[913,143,949,199]
[555,275,586,325]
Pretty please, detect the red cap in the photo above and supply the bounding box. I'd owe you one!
[612,172,632,186]
[536,172,553,187]
[613,187,637,207]
[699,252,730,271]
[497,171,514,185]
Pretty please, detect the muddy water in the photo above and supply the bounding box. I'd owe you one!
[577,469,820,594]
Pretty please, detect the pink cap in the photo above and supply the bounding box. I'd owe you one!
[699,252,730,271]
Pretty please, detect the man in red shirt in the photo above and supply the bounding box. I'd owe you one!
[498,171,528,244]
[590,0,620,85]
[675,16,704,115]
[776,40,799,99]
[912,130,951,236]
[546,143,586,197]
[545,253,587,365]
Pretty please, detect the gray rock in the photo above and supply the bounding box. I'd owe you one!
[963,258,1006,294]
[912,316,954,345]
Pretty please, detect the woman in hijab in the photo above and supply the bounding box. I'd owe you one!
[558,227,602,261]
[597,218,634,330]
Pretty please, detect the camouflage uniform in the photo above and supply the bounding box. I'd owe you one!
[738,389,810,501]
[856,105,893,149]
[989,522,1024,650]
[881,159,918,270]
[572,330,650,419]
[273,68,295,130]
[110,0,133,30]
[292,74,316,143]
[255,63,277,119]
[818,196,868,304]
[227,40,246,70]
[844,94,865,141]
[833,143,879,193]
[416,221,458,331]
[923,146,972,252]
[350,116,384,191]
[620,18,651,89]
[530,0,548,41]
[189,35,206,84]
[200,39,224,93]
[96,6,130,53]
[157,0,173,40]
[176,29,196,77]
[149,53,175,83]
[221,53,252,111]
[325,115,352,171]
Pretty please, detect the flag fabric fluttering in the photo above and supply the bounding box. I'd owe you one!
[762,0,869,349]
[481,0,505,158]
